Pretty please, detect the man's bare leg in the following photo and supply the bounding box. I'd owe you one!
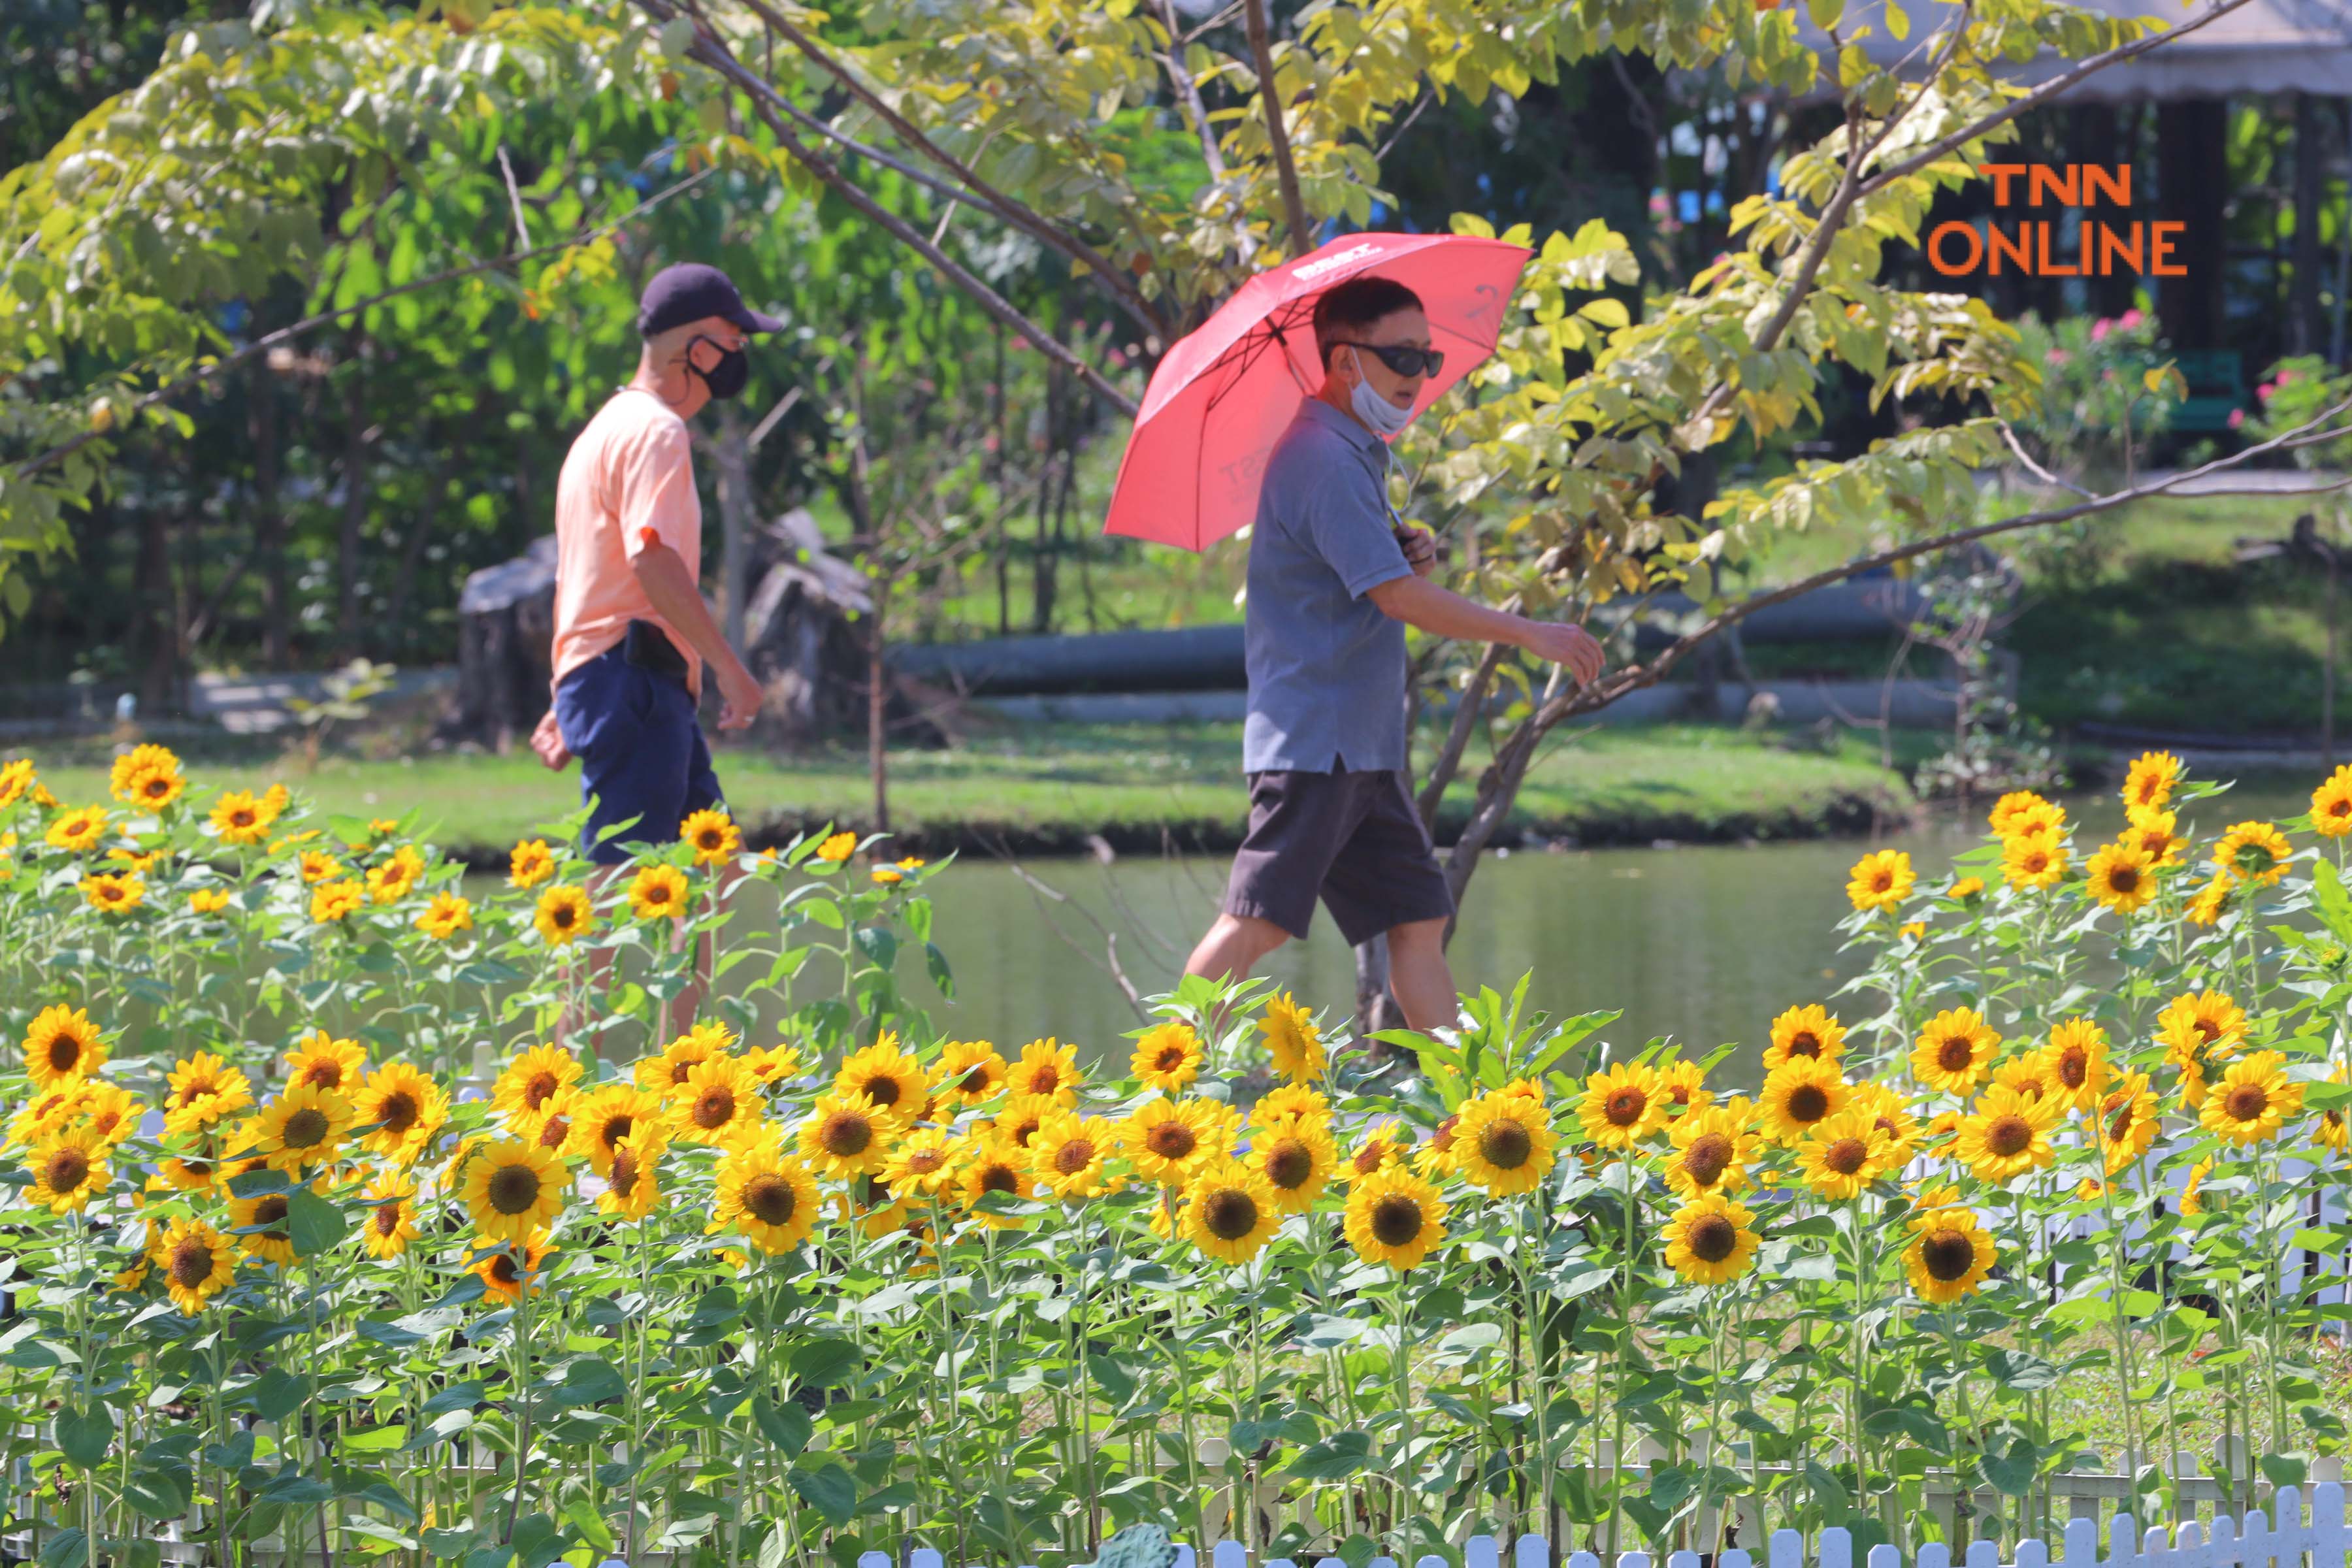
[668,862,747,1037]
[1184,911,1291,990]
[1384,916,1458,1033]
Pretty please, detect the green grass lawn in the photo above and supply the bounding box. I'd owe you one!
[20,721,1919,860]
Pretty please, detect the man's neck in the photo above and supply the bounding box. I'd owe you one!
[628,357,704,420]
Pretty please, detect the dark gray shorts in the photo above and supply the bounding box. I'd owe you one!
[1220,764,1456,947]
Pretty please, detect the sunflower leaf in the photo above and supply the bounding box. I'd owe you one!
[287,1186,348,1258]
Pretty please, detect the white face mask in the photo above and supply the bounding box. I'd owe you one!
[1347,348,1414,438]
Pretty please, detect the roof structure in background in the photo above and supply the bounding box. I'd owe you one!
[1791,0,2352,101]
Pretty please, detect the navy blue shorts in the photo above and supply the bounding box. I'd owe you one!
[553,644,724,866]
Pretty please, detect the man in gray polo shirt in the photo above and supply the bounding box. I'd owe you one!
[1182,275,1605,1030]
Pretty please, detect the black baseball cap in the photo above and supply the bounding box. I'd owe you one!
[635,262,785,338]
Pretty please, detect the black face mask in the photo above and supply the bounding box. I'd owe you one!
[685,335,749,400]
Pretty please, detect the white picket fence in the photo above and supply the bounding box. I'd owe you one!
[826,1483,2349,1568]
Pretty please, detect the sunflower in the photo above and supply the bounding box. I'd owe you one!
[919,1041,1000,1109]
[1910,1007,2001,1097]
[2187,873,2234,926]
[2200,1050,2301,1144]
[365,847,423,904]
[2317,1066,2350,1152]
[242,1083,355,1173]
[2125,806,2188,868]
[208,791,275,845]
[956,1135,1036,1225]
[1756,1057,1848,1145]
[1661,1193,1761,1284]
[2178,1158,2214,1218]
[673,1055,765,1149]
[1245,1112,1336,1212]
[162,1052,252,1134]
[1179,1160,1281,1265]
[1987,790,2054,836]
[797,1091,890,1179]
[308,879,363,923]
[1953,1085,2063,1184]
[741,1042,804,1086]
[2096,1071,2159,1173]
[1948,875,1985,903]
[1845,1083,1919,1165]
[6,1086,80,1150]
[1131,1022,1203,1092]
[628,863,691,921]
[146,1218,235,1316]
[2213,820,2292,886]
[881,1127,964,1198]
[411,890,474,940]
[189,888,233,915]
[831,1036,930,1122]
[473,1235,554,1303]
[1259,993,1326,1083]
[508,838,557,889]
[2157,990,2246,1106]
[1654,1059,1710,1115]
[1576,1060,1668,1149]
[25,1127,109,1213]
[1028,1111,1122,1201]
[1343,1167,1447,1271]
[598,1131,668,1221]
[529,1092,580,1158]
[493,1044,583,1133]
[1795,1110,1895,1201]
[2313,766,2352,838]
[1763,1004,1846,1071]
[1254,1083,1330,1124]
[533,885,594,947]
[2042,1019,2111,1113]
[351,1062,448,1165]
[0,757,33,808]
[1339,1119,1413,1186]
[1906,1207,1997,1303]
[359,1173,420,1261]
[286,1030,367,1095]
[45,805,109,853]
[228,1189,297,1267]
[1663,1102,1756,1198]
[987,1091,1058,1151]
[815,831,857,863]
[671,809,734,868]
[461,1140,567,1244]
[1845,849,1914,912]
[1124,1098,1228,1185]
[72,1081,142,1147]
[107,743,182,807]
[1991,1051,2057,1103]
[1005,1037,1081,1106]
[294,848,342,885]
[715,1146,821,1254]
[80,870,144,915]
[639,1026,725,1097]
[2003,797,2069,845]
[1452,1090,1558,1196]
[24,1004,106,1089]
[2085,840,2157,913]
[2123,750,2183,811]
[2002,834,2068,890]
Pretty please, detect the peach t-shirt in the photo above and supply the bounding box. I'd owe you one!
[550,387,703,697]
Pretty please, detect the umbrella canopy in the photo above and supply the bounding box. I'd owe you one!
[1102,231,1535,553]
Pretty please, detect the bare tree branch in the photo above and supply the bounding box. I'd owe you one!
[1152,0,1228,182]
[1243,0,1313,257]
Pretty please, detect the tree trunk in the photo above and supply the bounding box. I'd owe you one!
[712,404,756,653]
[994,321,1010,636]
[868,576,890,836]
[134,502,177,712]
[2290,93,2326,357]
[2155,99,2227,351]
[337,351,374,653]
[1352,932,1406,1043]
[252,363,291,667]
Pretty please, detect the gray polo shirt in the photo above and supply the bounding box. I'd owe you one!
[1241,399,1413,774]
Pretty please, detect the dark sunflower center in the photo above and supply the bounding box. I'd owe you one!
[2057,1051,2088,1088]
[1688,1213,1738,1262]
[2332,800,2352,819]
[1152,1046,1186,1072]
[1029,1066,1060,1096]
[610,1149,641,1197]
[230,809,255,828]
[170,1240,213,1286]
[1369,1194,1422,1247]
[1051,1139,1097,1177]
[1007,1116,1041,1147]
[645,883,674,907]
[537,1116,572,1151]
[1869,871,1893,892]
[860,1075,901,1107]
[1985,1116,2032,1158]
[1936,1037,1975,1072]
[254,1196,289,1232]
[1787,1033,1821,1058]
[1477,1119,1533,1170]
[955,1066,988,1092]
[2107,1103,2134,1142]
[1263,1139,1313,1189]
[282,1107,331,1148]
[692,1087,736,1129]
[488,1254,521,1287]
[2193,1019,2220,1043]
[669,1058,698,1085]
[2223,1084,2269,1122]
[1202,1188,1260,1240]
[743,1174,797,1226]
[905,1147,948,1175]
[600,1115,634,1150]
[979,1162,1019,1196]
[1785,1085,1829,1124]
[1922,1230,1975,1281]
[46,1037,82,1072]
[550,903,576,930]
[696,829,723,851]
[2108,866,2141,894]
[42,1149,90,1191]
[820,1112,872,1158]
[377,1091,419,1134]
[1823,1137,1868,1176]
[1351,1143,1386,1175]
[373,1203,402,1236]
[1146,1123,1197,1159]
[1603,1088,1648,1126]
[301,1063,342,1090]
[487,1164,543,1215]
[1682,1134,1731,1185]
[525,1073,559,1109]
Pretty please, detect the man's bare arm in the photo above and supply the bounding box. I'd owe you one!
[632,542,764,730]
[1367,574,1604,684]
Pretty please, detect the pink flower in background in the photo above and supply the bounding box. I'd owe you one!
[2090,318,2112,342]
[1650,191,1670,216]
[2228,407,2246,429]
[2258,382,2276,402]
[2278,368,2298,386]
[2048,349,2070,366]
[2118,308,2144,330]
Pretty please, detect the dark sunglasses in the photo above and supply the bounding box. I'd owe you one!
[1335,340,1445,379]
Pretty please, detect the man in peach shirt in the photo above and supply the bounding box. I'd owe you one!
[529,263,774,862]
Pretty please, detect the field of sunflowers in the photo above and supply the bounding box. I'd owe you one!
[2,743,2351,1568]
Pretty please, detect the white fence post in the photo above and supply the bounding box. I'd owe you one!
[2315,1482,2349,1568]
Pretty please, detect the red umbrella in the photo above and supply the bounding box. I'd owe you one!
[1102,231,1535,552]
